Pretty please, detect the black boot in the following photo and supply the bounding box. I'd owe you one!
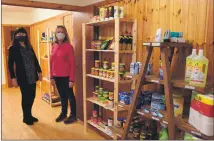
[23,118,34,125]
[64,115,77,124]
[30,116,38,122]
[56,113,67,122]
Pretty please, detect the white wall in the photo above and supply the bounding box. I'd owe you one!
[2,7,68,25]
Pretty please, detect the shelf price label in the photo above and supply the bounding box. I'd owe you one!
[163,121,168,125]
[191,131,201,136]
[185,85,195,90]
[152,117,160,121]
[143,43,151,46]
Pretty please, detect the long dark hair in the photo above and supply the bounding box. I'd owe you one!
[10,27,32,50]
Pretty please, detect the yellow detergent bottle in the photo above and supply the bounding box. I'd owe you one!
[190,49,209,87]
[185,49,197,82]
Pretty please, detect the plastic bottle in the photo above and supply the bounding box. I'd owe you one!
[189,49,209,87]
[185,49,197,82]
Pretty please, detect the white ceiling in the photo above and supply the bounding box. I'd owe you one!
[2,5,36,13]
[28,0,105,6]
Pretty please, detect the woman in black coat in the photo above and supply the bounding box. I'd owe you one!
[8,27,42,125]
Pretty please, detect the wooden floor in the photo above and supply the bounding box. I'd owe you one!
[2,87,104,140]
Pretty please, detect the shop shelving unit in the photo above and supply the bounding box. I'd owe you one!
[120,42,214,140]
[82,18,137,139]
[37,28,61,107]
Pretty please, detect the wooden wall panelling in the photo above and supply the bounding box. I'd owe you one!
[205,0,214,86]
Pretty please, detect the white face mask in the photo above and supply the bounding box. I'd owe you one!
[56,33,65,41]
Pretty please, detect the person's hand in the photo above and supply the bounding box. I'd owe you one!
[51,79,55,86]
[12,78,18,87]
[38,73,42,81]
[69,82,74,88]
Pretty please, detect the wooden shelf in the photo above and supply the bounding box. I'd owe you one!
[175,117,214,140]
[86,18,133,26]
[86,49,114,52]
[86,49,134,54]
[145,75,210,94]
[87,97,114,111]
[87,120,114,138]
[108,126,124,137]
[118,103,130,111]
[137,107,169,125]
[143,42,192,48]
[87,74,115,83]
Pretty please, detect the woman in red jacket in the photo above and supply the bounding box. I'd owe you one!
[50,25,76,124]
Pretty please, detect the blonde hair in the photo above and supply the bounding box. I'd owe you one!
[54,25,70,43]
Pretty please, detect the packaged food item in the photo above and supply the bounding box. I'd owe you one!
[109,92,114,100]
[108,6,114,19]
[108,118,113,127]
[159,59,164,80]
[95,68,99,76]
[134,62,139,74]
[185,49,197,82]
[119,6,124,18]
[119,63,125,72]
[95,86,99,93]
[110,71,114,79]
[104,7,109,20]
[103,91,109,99]
[95,60,100,68]
[173,94,184,117]
[92,109,98,118]
[133,127,141,138]
[109,38,115,50]
[111,62,115,70]
[108,100,114,108]
[99,7,105,21]
[94,40,102,49]
[99,69,103,77]
[137,62,142,72]
[100,96,105,103]
[130,62,135,74]
[93,92,98,99]
[114,6,119,18]
[119,72,124,80]
[103,70,107,78]
[123,35,128,50]
[99,88,103,95]
[190,49,209,87]
[119,35,124,50]
[91,68,95,75]
[103,61,109,70]
[127,35,132,50]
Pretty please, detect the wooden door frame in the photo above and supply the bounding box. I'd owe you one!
[2,25,30,88]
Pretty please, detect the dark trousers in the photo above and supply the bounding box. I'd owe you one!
[54,77,76,116]
[19,83,36,120]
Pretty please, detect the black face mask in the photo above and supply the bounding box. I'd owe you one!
[15,36,26,42]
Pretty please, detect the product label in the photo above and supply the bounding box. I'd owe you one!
[190,61,207,84]
[185,59,192,81]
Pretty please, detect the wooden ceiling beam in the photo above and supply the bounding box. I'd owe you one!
[2,0,81,11]
[2,0,123,12]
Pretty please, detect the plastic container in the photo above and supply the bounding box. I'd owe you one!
[190,49,209,87]
[185,49,197,82]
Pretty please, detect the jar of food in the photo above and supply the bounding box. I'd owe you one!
[119,63,125,72]
[91,68,95,75]
[103,70,107,78]
[99,88,103,95]
[108,6,114,19]
[99,69,103,77]
[100,96,105,103]
[95,60,100,68]
[92,109,98,118]
[110,71,115,79]
[94,68,99,76]
[108,118,113,127]
[111,62,115,70]
[119,72,124,80]
[95,86,99,93]
[99,7,104,21]
[114,6,119,18]
[104,7,109,20]
[103,61,109,70]
[107,70,111,78]
[109,92,114,100]
[103,91,109,99]
[93,92,98,100]
[108,100,114,108]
